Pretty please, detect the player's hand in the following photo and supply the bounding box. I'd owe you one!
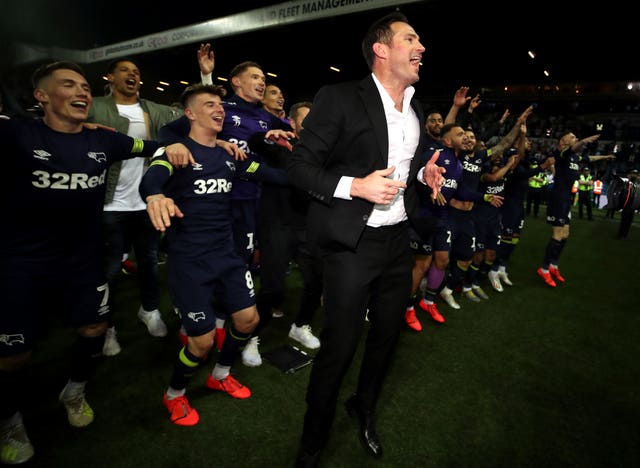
[469,93,482,110]
[432,191,446,206]
[82,122,116,132]
[217,140,247,160]
[165,143,196,168]
[266,130,295,152]
[197,43,214,75]
[488,194,504,207]
[145,194,184,231]
[452,86,470,108]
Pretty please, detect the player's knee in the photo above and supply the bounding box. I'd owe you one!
[0,352,31,372]
[188,333,215,358]
[233,307,259,334]
[78,321,109,337]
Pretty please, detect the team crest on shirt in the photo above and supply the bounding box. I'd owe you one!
[192,162,203,171]
[225,161,236,171]
[259,120,268,131]
[0,333,25,346]
[231,115,242,127]
[87,152,107,163]
[33,149,51,161]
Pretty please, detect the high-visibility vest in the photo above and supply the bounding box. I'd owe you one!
[593,180,603,195]
[578,174,593,192]
[529,170,545,189]
[571,180,579,194]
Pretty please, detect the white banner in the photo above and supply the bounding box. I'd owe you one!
[12,0,424,66]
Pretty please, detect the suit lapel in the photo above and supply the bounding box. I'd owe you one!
[359,76,387,167]
[409,99,425,177]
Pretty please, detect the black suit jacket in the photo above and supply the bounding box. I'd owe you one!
[287,75,434,252]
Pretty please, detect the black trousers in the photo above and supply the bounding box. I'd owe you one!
[299,222,412,452]
[102,210,160,318]
[618,208,635,239]
[255,223,323,331]
[578,191,593,219]
[526,187,544,217]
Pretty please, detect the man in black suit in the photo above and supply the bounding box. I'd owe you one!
[288,11,442,467]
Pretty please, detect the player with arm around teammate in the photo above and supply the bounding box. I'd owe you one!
[0,61,179,464]
[140,84,262,426]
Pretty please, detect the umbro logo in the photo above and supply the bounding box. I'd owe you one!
[33,149,51,160]
[192,162,203,171]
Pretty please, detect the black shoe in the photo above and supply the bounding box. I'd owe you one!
[294,447,321,468]
[345,394,383,458]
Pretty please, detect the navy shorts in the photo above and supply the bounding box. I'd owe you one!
[431,217,453,253]
[168,250,256,337]
[473,204,501,251]
[231,198,259,265]
[546,195,572,227]
[450,208,476,259]
[408,226,433,256]
[0,267,109,357]
[501,198,525,236]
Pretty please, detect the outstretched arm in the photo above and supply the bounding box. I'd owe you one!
[488,106,533,157]
[445,86,473,125]
[571,134,600,153]
[587,153,616,163]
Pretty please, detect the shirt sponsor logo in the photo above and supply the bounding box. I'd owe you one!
[31,169,107,190]
[462,161,482,173]
[193,178,233,194]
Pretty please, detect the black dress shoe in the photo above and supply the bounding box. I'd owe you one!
[344,395,383,458]
[294,447,321,468]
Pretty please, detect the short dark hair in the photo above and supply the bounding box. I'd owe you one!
[229,61,262,81]
[31,61,86,89]
[361,11,409,70]
[289,101,312,121]
[179,83,227,109]
[106,58,140,74]
[440,123,461,138]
